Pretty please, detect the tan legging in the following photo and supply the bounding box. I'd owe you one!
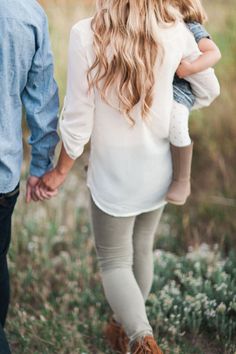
[90,197,164,345]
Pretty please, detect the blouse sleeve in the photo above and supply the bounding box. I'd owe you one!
[60,25,95,160]
[181,24,220,109]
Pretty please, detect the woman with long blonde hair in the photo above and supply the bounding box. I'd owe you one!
[37,0,220,352]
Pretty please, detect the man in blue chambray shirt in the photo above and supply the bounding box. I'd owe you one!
[0,0,59,351]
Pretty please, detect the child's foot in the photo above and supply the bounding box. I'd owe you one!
[166,142,193,205]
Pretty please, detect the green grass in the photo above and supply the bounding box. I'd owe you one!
[8,194,236,353]
[7,0,236,353]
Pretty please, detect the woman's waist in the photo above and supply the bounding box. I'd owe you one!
[88,142,172,185]
[90,135,170,158]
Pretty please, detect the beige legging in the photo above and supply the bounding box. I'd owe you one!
[90,197,164,345]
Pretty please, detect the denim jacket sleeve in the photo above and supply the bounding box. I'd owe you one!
[186,22,211,43]
[21,14,60,177]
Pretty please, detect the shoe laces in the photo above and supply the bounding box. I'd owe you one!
[132,336,164,354]
[132,337,153,354]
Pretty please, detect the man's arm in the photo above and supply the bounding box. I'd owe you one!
[21,13,60,181]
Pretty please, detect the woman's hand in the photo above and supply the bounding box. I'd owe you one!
[33,168,66,202]
[26,175,59,203]
[33,144,75,201]
[38,168,67,192]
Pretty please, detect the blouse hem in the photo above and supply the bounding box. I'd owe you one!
[87,184,168,217]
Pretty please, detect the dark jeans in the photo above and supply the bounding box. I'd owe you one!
[0,184,19,354]
[0,324,11,354]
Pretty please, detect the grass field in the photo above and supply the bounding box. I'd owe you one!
[6,0,236,353]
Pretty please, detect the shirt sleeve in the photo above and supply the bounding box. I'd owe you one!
[182,24,220,109]
[59,25,95,160]
[21,14,60,177]
[186,21,211,43]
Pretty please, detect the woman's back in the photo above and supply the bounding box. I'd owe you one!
[41,3,220,352]
[60,17,201,216]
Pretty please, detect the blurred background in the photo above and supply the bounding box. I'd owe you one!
[8,0,236,353]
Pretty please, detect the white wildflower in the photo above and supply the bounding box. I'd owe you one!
[216,303,227,314]
[214,283,227,292]
[229,301,236,311]
[205,309,216,318]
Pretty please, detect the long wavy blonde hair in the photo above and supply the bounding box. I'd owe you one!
[172,0,208,24]
[87,0,180,123]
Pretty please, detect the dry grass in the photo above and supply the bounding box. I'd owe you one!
[7,1,236,353]
[27,0,236,252]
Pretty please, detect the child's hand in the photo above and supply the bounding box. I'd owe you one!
[176,60,195,78]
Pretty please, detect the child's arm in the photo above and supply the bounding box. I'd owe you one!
[180,25,220,110]
[177,38,221,78]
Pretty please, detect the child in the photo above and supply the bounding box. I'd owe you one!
[166,0,221,205]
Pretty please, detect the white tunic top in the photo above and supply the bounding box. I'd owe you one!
[60,17,219,216]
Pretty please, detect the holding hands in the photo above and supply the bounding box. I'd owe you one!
[26,144,75,203]
[26,170,63,203]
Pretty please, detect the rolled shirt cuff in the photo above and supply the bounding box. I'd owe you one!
[59,116,85,160]
[29,156,54,177]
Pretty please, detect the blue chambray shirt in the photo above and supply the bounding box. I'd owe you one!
[0,0,60,193]
[173,22,211,110]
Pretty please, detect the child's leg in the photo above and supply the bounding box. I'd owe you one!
[132,207,164,301]
[90,197,153,344]
[166,101,193,205]
[169,101,191,147]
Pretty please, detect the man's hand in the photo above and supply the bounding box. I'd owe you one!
[26,175,58,203]
[176,60,196,78]
[26,176,40,203]
[30,144,74,201]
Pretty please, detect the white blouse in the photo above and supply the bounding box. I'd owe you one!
[60,18,220,216]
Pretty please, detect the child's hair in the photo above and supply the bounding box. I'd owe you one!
[88,0,181,123]
[173,0,208,24]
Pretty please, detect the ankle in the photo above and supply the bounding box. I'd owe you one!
[112,314,122,326]
[130,332,154,348]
